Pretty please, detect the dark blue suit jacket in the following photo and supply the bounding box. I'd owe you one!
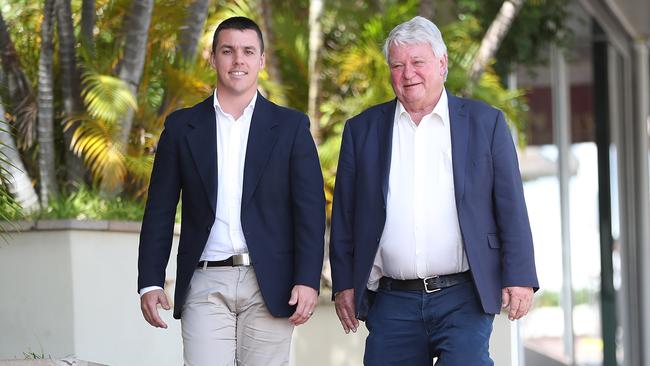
[138,93,325,319]
[330,94,538,319]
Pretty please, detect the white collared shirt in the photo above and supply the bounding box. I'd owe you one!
[200,90,257,261]
[140,91,257,296]
[367,89,469,291]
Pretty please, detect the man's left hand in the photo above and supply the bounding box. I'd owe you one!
[288,285,318,326]
[502,286,534,321]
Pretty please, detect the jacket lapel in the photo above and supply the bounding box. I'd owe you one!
[379,100,397,205]
[241,94,279,208]
[448,93,469,206]
[186,96,218,215]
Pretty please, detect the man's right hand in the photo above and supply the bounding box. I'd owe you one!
[140,289,171,328]
[334,288,359,334]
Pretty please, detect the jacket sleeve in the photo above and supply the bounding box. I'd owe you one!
[329,121,356,294]
[137,118,182,293]
[289,115,326,291]
[491,111,539,290]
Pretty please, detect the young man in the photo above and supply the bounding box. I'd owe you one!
[138,17,325,366]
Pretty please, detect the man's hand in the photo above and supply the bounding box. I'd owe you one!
[140,289,171,328]
[288,285,318,326]
[334,288,359,334]
[502,286,534,321]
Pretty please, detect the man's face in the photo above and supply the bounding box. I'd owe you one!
[388,42,447,111]
[211,29,265,98]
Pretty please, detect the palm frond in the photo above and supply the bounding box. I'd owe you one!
[0,119,23,225]
[69,118,126,188]
[80,70,138,123]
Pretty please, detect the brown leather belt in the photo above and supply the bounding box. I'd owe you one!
[378,271,472,293]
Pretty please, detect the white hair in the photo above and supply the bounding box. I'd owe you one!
[383,16,448,79]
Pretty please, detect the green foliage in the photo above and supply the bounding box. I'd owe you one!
[535,289,560,307]
[0,120,23,224]
[443,15,529,137]
[534,288,597,307]
[65,70,135,188]
[22,350,45,360]
[0,0,568,221]
[80,71,138,124]
[39,186,145,221]
[0,0,42,87]
[457,0,572,74]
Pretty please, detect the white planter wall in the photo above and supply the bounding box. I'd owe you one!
[0,221,182,366]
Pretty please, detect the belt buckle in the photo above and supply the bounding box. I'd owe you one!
[232,253,251,266]
[423,275,441,293]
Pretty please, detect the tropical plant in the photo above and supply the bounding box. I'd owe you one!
[0,103,38,213]
[467,0,525,84]
[66,70,137,189]
[0,0,570,220]
[458,0,572,76]
[0,118,24,223]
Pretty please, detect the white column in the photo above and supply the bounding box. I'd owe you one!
[633,38,650,366]
[550,43,575,364]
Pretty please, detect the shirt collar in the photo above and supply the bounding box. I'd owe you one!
[396,88,449,127]
[212,90,258,118]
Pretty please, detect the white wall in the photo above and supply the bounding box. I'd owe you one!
[0,222,182,365]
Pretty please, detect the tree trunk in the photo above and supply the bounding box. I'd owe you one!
[37,0,59,206]
[159,0,208,113]
[0,9,37,149]
[56,0,86,185]
[259,0,286,104]
[419,0,434,20]
[177,0,209,64]
[0,104,40,212]
[116,0,153,149]
[307,0,324,145]
[467,0,525,84]
[81,0,95,54]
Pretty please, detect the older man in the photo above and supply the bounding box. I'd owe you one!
[330,16,538,365]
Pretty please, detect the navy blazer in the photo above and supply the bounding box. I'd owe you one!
[138,93,325,319]
[330,94,539,319]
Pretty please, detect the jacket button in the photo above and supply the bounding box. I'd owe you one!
[206,226,211,233]
[376,237,380,243]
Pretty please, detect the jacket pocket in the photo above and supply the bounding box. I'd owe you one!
[473,154,493,166]
[487,234,501,249]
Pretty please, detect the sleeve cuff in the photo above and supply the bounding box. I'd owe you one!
[139,286,163,297]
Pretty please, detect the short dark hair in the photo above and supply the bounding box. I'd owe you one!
[211,16,264,54]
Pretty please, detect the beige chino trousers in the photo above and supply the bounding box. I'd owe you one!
[181,266,294,366]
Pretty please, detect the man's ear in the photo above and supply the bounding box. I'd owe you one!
[440,54,448,77]
[260,52,266,69]
[209,52,216,69]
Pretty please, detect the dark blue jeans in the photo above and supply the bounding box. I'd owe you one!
[363,281,494,366]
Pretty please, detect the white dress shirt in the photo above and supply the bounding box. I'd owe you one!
[201,91,256,261]
[367,89,469,291]
[140,91,256,296]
